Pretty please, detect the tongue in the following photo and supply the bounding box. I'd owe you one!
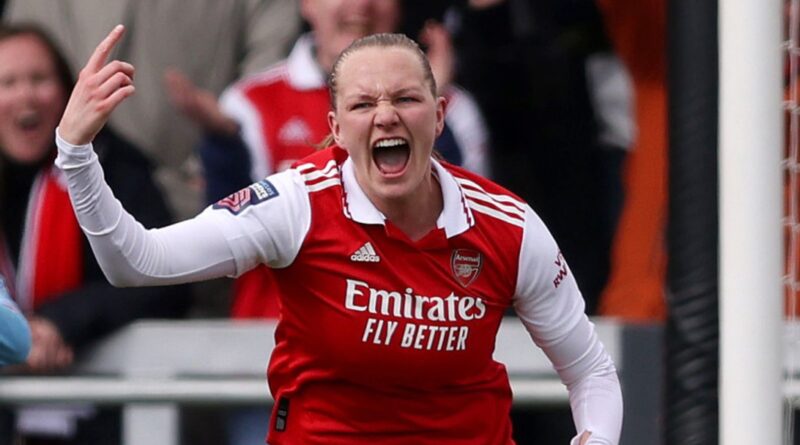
[374,146,409,174]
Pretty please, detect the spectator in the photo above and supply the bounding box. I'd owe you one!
[4,0,301,219]
[0,23,191,444]
[593,0,667,321]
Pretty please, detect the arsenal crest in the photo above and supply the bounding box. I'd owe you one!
[451,249,482,288]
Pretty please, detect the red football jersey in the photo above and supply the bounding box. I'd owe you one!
[258,147,525,444]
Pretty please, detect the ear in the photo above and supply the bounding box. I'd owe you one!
[327,110,342,146]
[434,96,447,137]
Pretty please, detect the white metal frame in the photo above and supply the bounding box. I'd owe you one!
[719,0,784,443]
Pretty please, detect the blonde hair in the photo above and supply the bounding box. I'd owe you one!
[329,33,437,109]
[319,33,438,149]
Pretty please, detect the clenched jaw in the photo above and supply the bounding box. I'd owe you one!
[372,137,410,176]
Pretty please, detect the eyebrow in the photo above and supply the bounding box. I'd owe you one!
[345,93,376,101]
[343,86,426,101]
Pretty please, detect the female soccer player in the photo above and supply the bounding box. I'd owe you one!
[55,25,622,444]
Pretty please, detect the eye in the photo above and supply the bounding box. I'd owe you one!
[396,96,418,104]
[0,76,15,89]
[349,102,372,111]
[30,72,50,86]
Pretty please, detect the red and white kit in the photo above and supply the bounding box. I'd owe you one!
[55,136,622,445]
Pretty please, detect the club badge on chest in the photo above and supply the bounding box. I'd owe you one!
[451,249,482,288]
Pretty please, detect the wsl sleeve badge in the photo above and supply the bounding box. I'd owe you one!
[213,179,280,215]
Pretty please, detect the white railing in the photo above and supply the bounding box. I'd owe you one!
[0,317,633,445]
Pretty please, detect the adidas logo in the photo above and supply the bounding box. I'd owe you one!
[350,242,380,263]
[278,117,312,145]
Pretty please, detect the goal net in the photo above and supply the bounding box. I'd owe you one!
[786,1,800,443]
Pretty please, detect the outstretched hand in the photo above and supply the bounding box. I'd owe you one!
[58,25,135,145]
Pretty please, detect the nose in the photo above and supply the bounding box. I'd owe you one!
[374,101,399,128]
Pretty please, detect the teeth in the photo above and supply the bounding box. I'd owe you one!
[374,138,407,148]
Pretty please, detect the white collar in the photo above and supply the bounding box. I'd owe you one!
[286,33,327,91]
[340,157,474,239]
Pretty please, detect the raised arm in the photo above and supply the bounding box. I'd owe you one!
[52,26,238,286]
[56,26,311,286]
[58,25,134,146]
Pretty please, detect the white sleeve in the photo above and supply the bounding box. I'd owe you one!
[513,206,623,445]
[54,129,310,287]
[220,85,272,182]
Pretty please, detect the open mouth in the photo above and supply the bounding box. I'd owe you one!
[372,138,410,176]
[340,20,372,36]
[15,112,43,132]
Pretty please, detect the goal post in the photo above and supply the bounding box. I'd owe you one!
[719,1,784,444]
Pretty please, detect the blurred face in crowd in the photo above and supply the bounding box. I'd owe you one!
[328,44,444,207]
[302,0,401,72]
[0,33,67,165]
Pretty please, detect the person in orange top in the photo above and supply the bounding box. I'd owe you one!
[595,0,668,321]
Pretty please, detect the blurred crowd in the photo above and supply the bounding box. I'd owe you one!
[0,0,667,444]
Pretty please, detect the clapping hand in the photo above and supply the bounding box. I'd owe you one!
[58,25,135,145]
[163,68,239,136]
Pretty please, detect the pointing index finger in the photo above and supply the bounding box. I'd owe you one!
[86,25,125,73]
